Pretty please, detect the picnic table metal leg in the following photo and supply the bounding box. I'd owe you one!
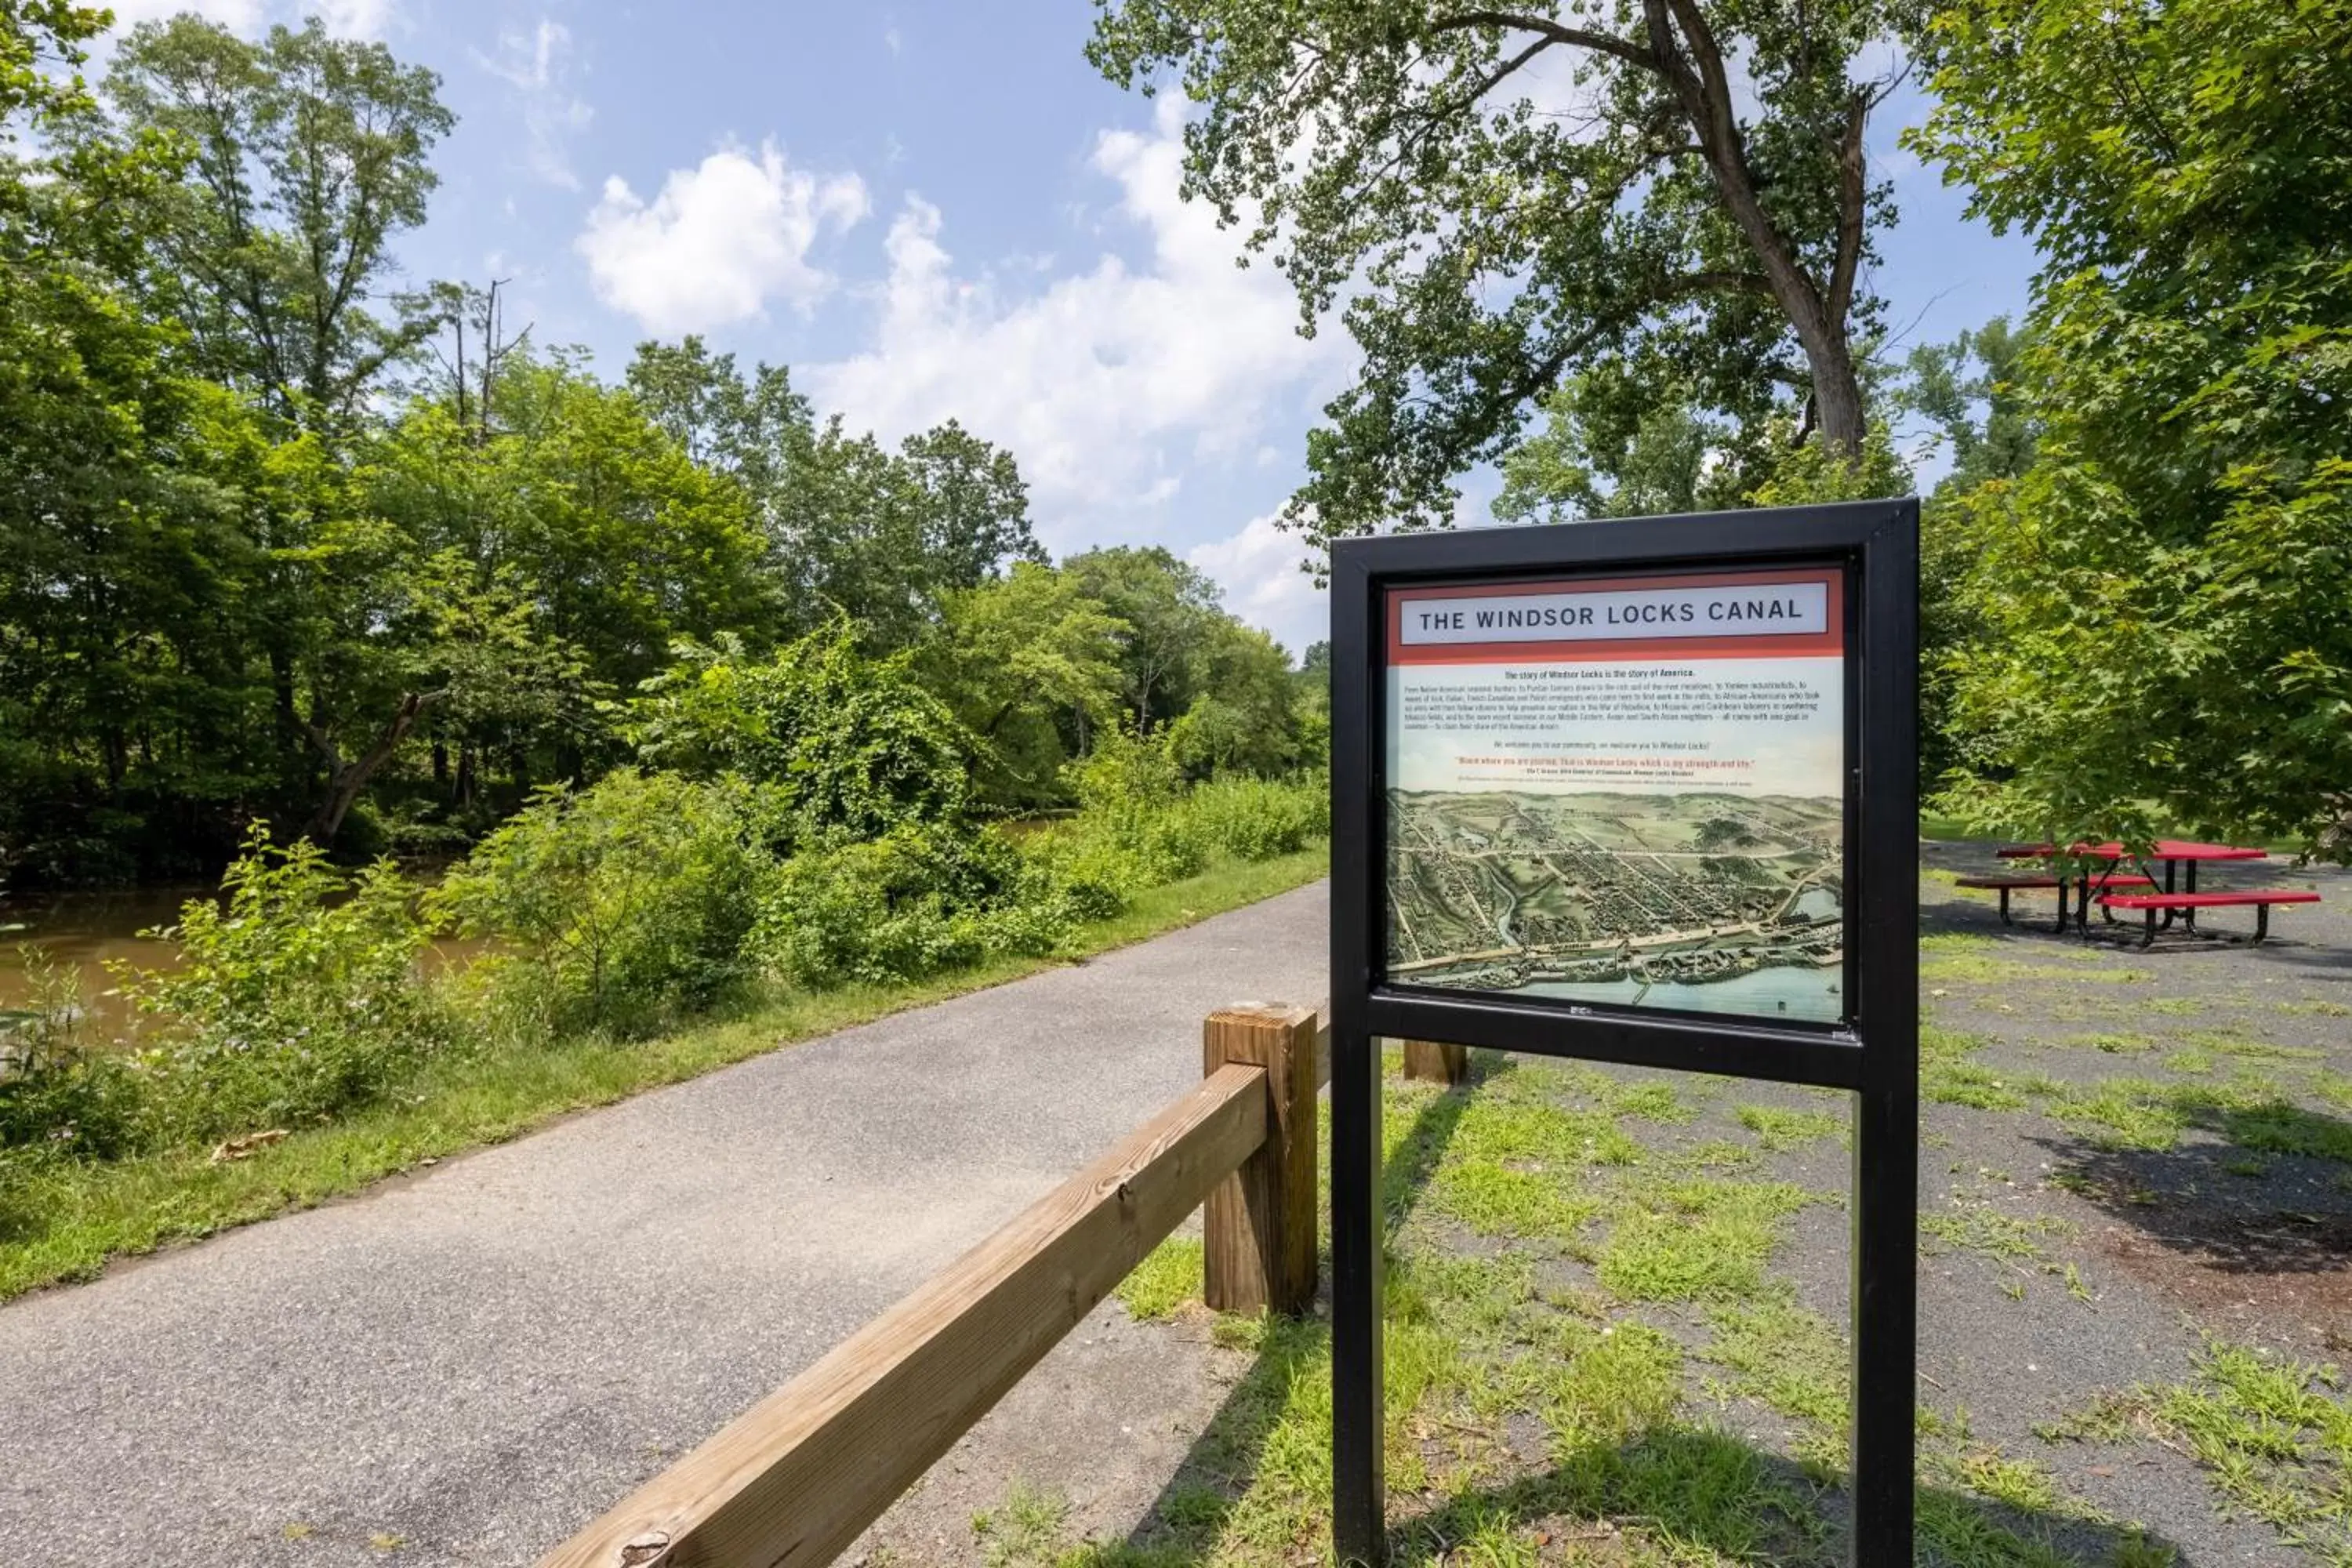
[2052,880,2069,934]
[2142,906,2158,948]
[2183,862,2199,931]
[2255,904,2270,943]
[1996,887,2013,926]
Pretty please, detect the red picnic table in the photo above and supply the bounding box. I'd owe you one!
[1985,832,2333,945]
[1994,840,2291,939]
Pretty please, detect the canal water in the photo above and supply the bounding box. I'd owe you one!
[0,881,482,1044]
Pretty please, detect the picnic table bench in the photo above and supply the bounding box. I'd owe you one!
[2098,889,2321,946]
[1955,872,2154,932]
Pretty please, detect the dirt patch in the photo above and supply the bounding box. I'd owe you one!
[2097,1207,2352,1348]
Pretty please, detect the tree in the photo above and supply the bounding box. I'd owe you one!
[1890,318,2038,787]
[1495,371,1749,523]
[1900,318,2036,499]
[631,626,978,844]
[0,2,273,880]
[623,339,1040,648]
[1909,0,2352,856]
[1063,546,1225,731]
[917,563,1127,808]
[96,15,453,432]
[1090,0,1915,546]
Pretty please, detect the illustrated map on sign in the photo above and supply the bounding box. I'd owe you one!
[1385,789,1846,1022]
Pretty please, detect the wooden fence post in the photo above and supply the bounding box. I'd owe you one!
[1203,1004,1319,1315]
[1401,1039,1468,1086]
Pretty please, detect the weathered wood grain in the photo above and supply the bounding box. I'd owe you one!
[1201,1005,1319,1314]
[535,1062,1269,1568]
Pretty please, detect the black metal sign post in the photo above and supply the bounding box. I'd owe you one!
[1327,499,1918,1566]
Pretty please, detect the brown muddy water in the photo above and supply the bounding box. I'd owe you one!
[0,883,485,1044]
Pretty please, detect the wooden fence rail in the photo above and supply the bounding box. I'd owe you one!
[538,1004,1323,1568]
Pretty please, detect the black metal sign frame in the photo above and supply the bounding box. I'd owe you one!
[1327,499,1919,1566]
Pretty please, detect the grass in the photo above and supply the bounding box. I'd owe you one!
[0,844,1330,1301]
[1734,1104,1845,1152]
[2049,1076,2352,1161]
[2042,1338,2352,1566]
[1118,1236,1205,1323]
[1919,1203,2077,1265]
[1594,1178,1820,1303]
[991,1044,2178,1568]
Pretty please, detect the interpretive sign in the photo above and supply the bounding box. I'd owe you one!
[1385,568,1849,1024]
[1325,502,1919,1568]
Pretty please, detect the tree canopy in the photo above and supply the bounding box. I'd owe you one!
[1090,0,1915,546]
[1908,0,2352,855]
[0,9,1313,884]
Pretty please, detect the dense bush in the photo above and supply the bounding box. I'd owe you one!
[633,627,978,844]
[116,829,445,1142]
[1182,774,1330,862]
[1054,728,1208,885]
[429,771,779,1034]
[0,954,140,1160]
[753,825,1083,989]
[2,747,1332,1179]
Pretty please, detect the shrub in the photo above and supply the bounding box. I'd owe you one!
[0,952,140,1160]
[752,825,1077,989]
[1181,774,1329,861]
[632,626,978,844]
[1057,728,1207,885]
[118,827,441,1141]
[430,771,779,1034]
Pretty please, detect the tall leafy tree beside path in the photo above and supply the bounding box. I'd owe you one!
[1910,0,2352,856]
[1090,0,1915,543]
[95,15,452,434]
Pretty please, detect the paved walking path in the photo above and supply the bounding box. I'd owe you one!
[0,883,1330,1568]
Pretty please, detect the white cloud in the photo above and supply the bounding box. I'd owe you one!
[477,18,593,190]
[1190,513,1327,658]
[577,143,869,334]
[806,96,1345,550]
[103,0,266,27]
[314,0,397,38]
[101,0,391,38]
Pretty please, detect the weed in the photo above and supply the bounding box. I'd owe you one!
[2043,1338,2352,1563]
[1674,1138,1760,1171]
[1734,1104,1845,1151]
[2058,1032,2156,1054]
[1603,1080,1694,1126]
[1118,1237,1203,1322]
[1428,1162,1602,1241]
[1703,1291,1849,1432]
[2171,1029,2325,1065]
[1595,1179,1815,1303]
[972,1480,1070,1568]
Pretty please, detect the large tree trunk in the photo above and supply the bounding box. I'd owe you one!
[300,691,437,847]
[1645,0,1872,455]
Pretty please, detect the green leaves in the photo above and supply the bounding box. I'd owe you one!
[1091,0,1907,544]
[1916,0,2352,857]
[632,625,978,845]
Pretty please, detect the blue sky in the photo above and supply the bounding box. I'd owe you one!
[103,0,2039,658]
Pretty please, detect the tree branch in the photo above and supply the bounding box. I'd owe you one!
[1432,9,1661,73]
[1826,88,1869,328]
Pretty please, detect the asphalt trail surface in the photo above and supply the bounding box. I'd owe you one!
[0,881,1330,1568]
